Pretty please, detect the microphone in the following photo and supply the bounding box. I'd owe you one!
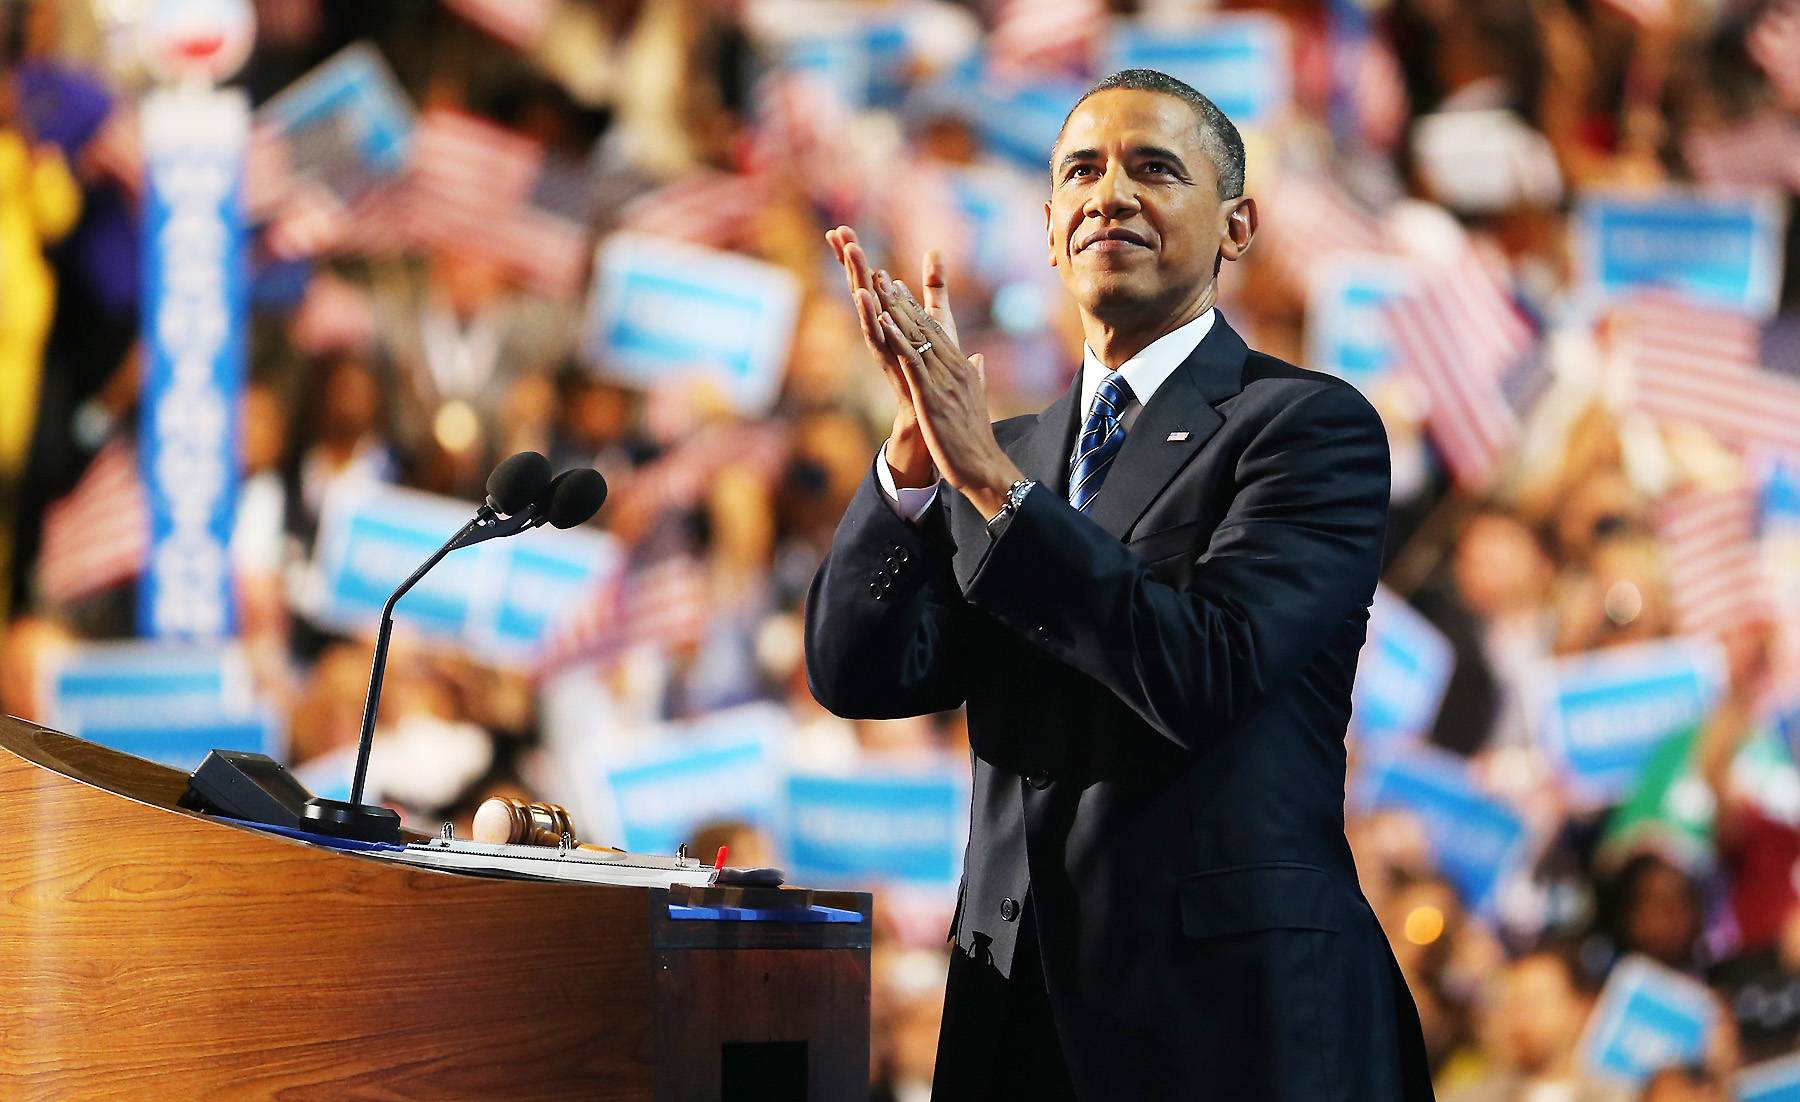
[303,453,605,842]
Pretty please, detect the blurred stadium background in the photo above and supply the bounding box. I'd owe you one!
[2,0,1800,1097]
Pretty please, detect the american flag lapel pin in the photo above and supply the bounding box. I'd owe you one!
[1166,430,1191,442]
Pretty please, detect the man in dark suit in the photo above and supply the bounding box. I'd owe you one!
[805,69,1434,1100]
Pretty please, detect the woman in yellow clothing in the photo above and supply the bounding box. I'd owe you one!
[0,85,83,623]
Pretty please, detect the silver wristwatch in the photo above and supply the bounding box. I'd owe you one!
[984,478,1036,539]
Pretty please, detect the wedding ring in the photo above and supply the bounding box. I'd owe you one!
[912,339,933,355]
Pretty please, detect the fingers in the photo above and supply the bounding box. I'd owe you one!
[922,249,947,313]
[879,311,930,397]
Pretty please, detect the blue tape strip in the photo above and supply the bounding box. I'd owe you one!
[668,904,864,923]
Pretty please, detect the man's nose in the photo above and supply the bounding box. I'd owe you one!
[1086,162,1141,220]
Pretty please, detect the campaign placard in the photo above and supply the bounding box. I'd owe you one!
[967,77,1090,173]
[1739,1052,1800,1102]
[785,764,968,888]
[139,87,249,640]
[1540,637,1725,803]
[45,642,282,769]
[1575,192,1786,317]
[585,235,801,416]
[772,12,913,110]
[1305,256,1420,392]
[1351,585,1454,749]
[1105,15,1291,130]
[603,705,784,854]
[312,484,619,665]
[1579,955,1717,1086]
[257,41,415,200]
[1357,748,1529,912]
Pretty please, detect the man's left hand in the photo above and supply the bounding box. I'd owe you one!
[872,269,1024,519]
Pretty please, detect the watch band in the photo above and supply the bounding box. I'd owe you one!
[984,478,1036,539]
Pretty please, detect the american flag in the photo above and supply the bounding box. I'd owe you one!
[745,71,864,218]
[1653,484,1773,636]
[1749,0,1800,111]
[986,0,1104,81]
[614,168,772,250]
[534,552,712,675]
[1682,113,1800,193]
[35,438,150,607]
[1383,245,1538,490]
[442,0,554,50]
[390,109,589,298]
[608,423,791,519]
[1257,173,1393,292]
[1613,295,1800,456]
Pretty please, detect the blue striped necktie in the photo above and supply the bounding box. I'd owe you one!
[1069,370,1134,514]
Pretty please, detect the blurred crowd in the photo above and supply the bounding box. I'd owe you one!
[2,0,1798,1098]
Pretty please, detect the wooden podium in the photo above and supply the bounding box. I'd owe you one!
[0,719,871,1101]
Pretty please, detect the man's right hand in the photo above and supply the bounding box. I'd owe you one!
[826,225,961,489]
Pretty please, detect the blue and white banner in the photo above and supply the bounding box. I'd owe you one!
[257,41,415,200]
[773,13,914,110]
[1357,749,1529,912]
[1105,15,1291,130]
[1579,955,1717,1086]
[603,704,784,854]
[585,235,800,416]
[138,87,250,640]
[785,765,968,888]
[1352,585,1454,750]
[1739,1053,1800,1102]
[1305,256,1419,392]
[45,642,281,770]
[1540,636,1725,803]
[1575,192,1787,317]
[311,484,620,665]
[967,78,1090,173]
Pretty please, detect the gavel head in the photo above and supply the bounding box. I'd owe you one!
[471,796,577,847]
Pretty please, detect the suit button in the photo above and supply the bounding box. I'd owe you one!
[1000,897,1019,922]
[892,546,910,564]
[885,556,900,570]
[869,581,885,599]
[876,570,891,585]
[1026,774,1051,790]
[1035,625,1049,639]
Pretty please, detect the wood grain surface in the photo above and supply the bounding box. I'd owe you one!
[0,719,872,1101]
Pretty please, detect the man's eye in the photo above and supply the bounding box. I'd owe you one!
[1142,162,1169,174]
[1068,165,1093,178]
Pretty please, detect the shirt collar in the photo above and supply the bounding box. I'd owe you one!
[1079,307,1216,415]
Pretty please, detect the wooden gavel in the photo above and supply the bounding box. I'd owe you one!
[470,797,624,853]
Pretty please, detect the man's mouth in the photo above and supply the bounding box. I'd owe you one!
[1078,227,1151,253]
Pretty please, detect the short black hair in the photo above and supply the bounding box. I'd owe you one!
[1054,69,1246,200]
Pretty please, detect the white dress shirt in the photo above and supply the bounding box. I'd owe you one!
[876,307,1217,522]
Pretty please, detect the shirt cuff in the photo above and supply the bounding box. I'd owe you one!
[874,441,939,524]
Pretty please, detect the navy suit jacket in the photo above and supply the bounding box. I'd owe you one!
[804,313,1434,1100]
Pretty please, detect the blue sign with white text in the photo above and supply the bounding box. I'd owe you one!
[1306,259,1418,390]
[257,41,415,198]
[1739,1054,1800,1102]
[586,236,800,415]
[786,767,968,888]
[1106,16,1291,128]
[313,485,618,665]
[47,643,281,769]
[1543,637,1723,803]
[605,706,783,854]
[139,87,249,640]
[1581,956,1716,1086]
[1358,750,1528,912]
[1352,586,1454,749]
[1577,193,1785,317]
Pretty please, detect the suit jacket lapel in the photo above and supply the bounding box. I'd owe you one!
[1083,313,1247,540]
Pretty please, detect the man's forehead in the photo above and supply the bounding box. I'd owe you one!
[1055,89,1201,155]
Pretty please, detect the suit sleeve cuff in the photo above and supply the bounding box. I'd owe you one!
[874,441,940,524]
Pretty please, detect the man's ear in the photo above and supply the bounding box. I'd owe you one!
[1219,197,1257,262]
[1045,200,1057,268]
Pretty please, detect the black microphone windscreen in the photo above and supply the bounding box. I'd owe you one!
[545,468,608,529]
[486,452,552,516]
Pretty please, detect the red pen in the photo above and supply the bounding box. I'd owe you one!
[714,845,729,870]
